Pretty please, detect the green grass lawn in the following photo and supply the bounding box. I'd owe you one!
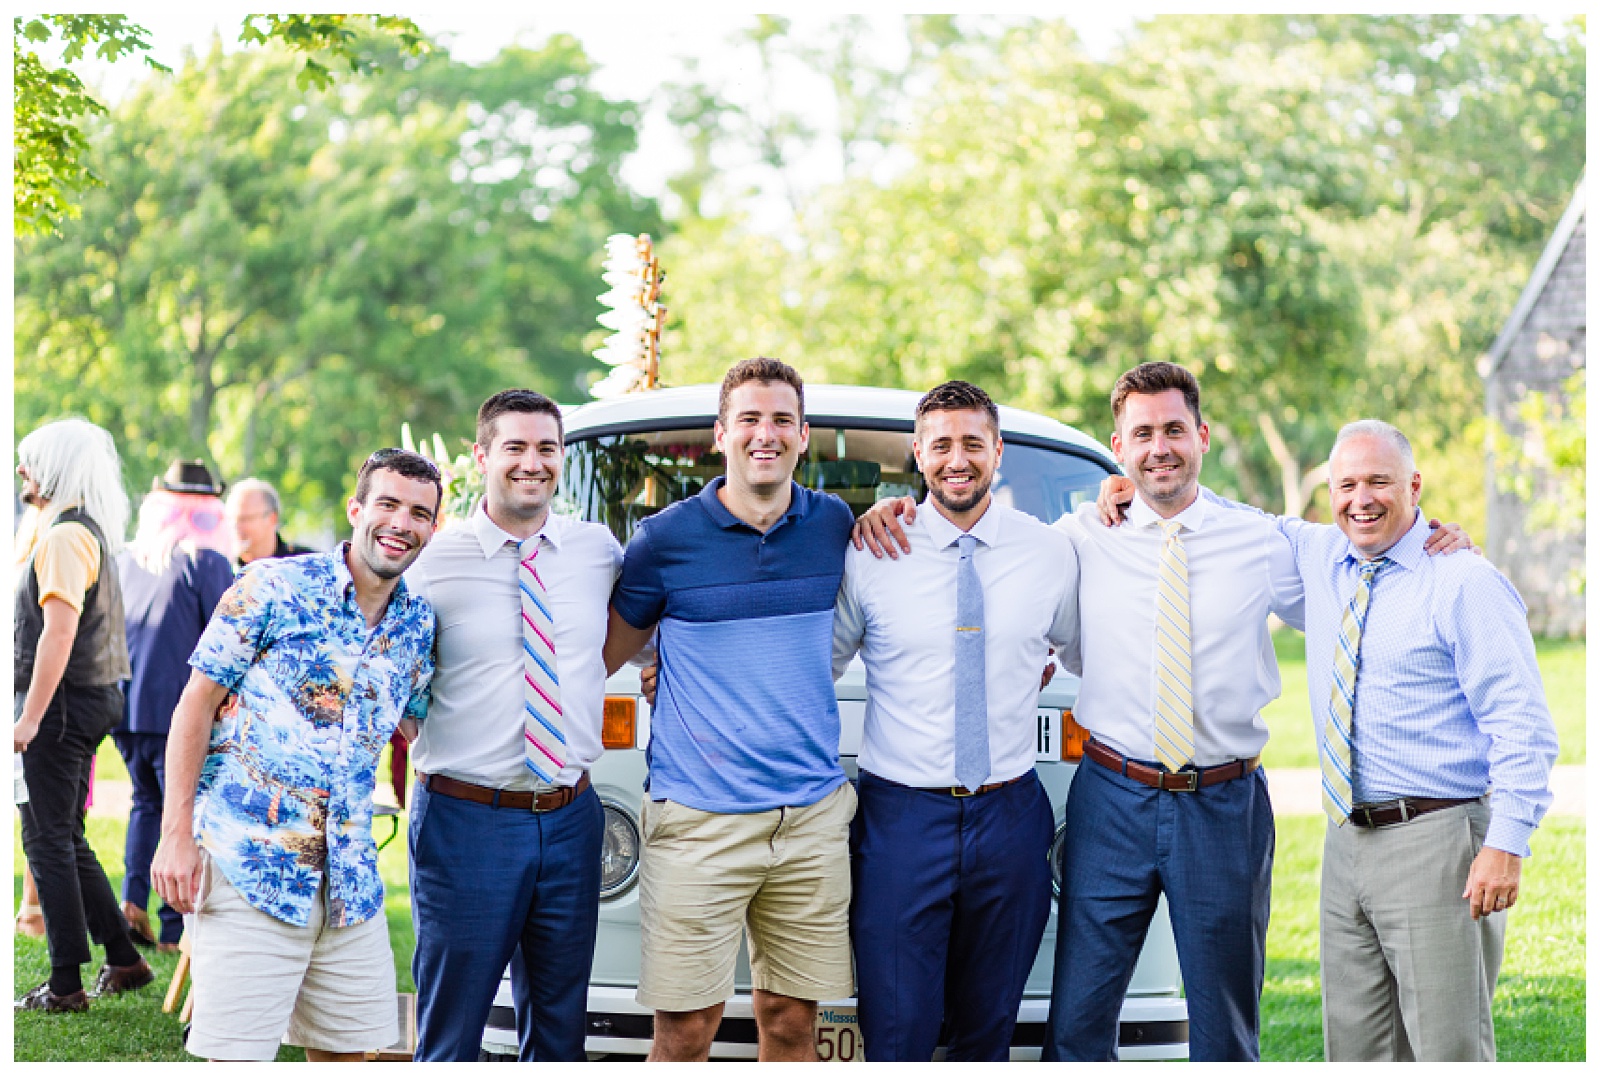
[1261,632,1585,769]
[13,813,414,1063]
[16,806,1585,1061]
[1261,816,1586,1061]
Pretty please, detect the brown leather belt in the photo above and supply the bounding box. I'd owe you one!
[1085,739,1260,792]
[1348,796,1476,828]
[418,771,590,812]
[920,774,1030,798]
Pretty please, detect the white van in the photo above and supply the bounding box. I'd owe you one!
[478,384,1190,1060]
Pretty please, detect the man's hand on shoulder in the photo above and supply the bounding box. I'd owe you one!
[1464,845,1521,920]
[1423,519,1479,557]
[1096,475,1137,526]
[850,496,918,559]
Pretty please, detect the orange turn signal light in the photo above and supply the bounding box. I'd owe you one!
[602,696,637,750]
[1061,708,1089,762]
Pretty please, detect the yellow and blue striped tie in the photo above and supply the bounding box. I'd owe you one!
[519,535,565,783]
[1153,520,1194,772]
[1322,558,1386,824]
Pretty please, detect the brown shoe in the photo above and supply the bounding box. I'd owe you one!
[121,902,157,947]
[154,941,182,955]
[15,982,90,1013]
[90,958,154,998]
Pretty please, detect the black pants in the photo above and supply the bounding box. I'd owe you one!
[17,686,131,970]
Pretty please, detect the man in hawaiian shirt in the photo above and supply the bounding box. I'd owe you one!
[152,450,441,1061]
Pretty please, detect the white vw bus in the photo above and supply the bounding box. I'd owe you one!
[479,384,1190,1060]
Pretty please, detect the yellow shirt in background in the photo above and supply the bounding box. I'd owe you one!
[14,507,101,613]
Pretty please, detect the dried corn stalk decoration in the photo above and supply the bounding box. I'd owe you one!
[591,233,665,398]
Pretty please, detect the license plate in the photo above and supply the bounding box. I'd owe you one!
[814,1005,864,1061]
[1035,708,1064,762]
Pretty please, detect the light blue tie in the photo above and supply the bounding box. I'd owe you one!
[954,534,990,792]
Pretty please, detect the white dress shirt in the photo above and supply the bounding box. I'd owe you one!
[1055,489,1304,766]
[833,498,1080,788]
[406,502,623,790]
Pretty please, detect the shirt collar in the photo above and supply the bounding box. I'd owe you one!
[1125,486,1210,534]
[329,541,415,613]
[698,475,808,531]
[1336,507,1427,570]
[919,495,1002,549]
[470,498,562,559]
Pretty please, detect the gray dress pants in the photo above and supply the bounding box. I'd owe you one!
[1319,797,1504,1061]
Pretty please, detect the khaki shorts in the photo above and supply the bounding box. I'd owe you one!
[637,781,857,1012]
[186,855,398,1060]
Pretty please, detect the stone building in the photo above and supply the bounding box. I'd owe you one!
[1480,176,1586,637]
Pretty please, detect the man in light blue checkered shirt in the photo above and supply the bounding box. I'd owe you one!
[1273,420,1557,1061]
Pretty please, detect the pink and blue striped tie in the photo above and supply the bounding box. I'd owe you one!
[518,535,564,782]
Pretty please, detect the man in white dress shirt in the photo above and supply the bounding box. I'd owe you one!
[404,389,623,1061]
[855,362,1303,1060]
[833,381,1080,1061]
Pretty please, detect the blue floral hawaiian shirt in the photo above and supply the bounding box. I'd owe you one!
[189,546,434,927]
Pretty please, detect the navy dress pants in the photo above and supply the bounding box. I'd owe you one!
[1043,754,1275,1061]
[409,781,603,1062]
[111,731,184,944]
[851,769,1055,1061]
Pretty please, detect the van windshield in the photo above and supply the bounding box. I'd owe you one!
[558,424,1115,546]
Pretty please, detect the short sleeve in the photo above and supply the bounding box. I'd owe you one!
[405,610,436,723]
[611,523,668,629]
[189,564,280,691]
[33,522,101,612]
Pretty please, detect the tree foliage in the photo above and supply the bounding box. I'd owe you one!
[14,35,658,532]
[659,14,1584,530]
[12,13,428,235]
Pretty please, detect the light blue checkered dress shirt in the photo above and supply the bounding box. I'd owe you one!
[1277,509,1558,857]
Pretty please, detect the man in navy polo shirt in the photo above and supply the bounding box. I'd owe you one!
[603,357,857,1062]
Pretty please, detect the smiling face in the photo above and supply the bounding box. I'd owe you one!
[1329,432,1421,558]
[1110,389,1209,516]
[475,409,564,532]
[714,379,809,496]
[346,468,437,580]
[914,407,1002,524]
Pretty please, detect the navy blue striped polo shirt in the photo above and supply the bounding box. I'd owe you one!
[612,476,852,813]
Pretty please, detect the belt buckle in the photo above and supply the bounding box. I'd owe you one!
[1168,769,1200,793]
[950,786,976,798]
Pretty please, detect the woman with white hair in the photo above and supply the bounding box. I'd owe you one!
[13,417,152,1013]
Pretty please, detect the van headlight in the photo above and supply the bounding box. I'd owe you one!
[600,801,642,898]
[1049,821,1067,899]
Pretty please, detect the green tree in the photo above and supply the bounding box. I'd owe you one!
[659,15,1582,520]
[13,13,429,236]
[15,35,658,532]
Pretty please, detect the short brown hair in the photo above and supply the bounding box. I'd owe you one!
[718,358,805,424]
[915,380,1000,438]
[355,448,443,515]
[1110,362,1203,428]
[477,389,564,448]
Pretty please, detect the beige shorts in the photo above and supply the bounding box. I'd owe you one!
[637,781,857,1012]
[186,855,399,1060]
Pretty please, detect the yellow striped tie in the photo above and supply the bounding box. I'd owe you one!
[1153,519,1194,772]
[1322,558,1386,824]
